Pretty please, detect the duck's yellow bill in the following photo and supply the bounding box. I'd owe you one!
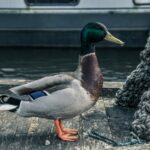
[104,32,124,46]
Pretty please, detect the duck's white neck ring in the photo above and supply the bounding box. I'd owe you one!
[79,52,96,63]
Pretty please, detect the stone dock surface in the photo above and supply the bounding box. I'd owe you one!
[0,81,150,150]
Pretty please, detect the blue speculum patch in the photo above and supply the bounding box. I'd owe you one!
[30,91,47,100]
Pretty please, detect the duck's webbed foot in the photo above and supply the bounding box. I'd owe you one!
[54,119,78,141]
[62,128,78,135]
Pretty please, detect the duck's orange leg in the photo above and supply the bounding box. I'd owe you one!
[54,119,78,141]
[59,119,78,134]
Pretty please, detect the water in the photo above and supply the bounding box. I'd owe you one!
[0,47,142,82]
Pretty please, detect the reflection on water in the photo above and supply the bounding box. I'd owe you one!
[0,47,142,81]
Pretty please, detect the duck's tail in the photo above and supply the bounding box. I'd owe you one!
[0,95,21,111]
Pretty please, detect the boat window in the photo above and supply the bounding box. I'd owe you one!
[25,0,79,6]
[133,0,150,5]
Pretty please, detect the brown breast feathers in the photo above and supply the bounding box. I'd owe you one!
[81,53,103,100]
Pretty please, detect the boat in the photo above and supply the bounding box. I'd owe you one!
[0,0,149,48]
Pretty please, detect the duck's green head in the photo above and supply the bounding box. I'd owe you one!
[80,22,124,55]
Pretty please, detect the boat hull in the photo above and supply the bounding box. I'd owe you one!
[0,10,149,47]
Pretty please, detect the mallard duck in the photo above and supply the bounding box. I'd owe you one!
[0,22,124,141]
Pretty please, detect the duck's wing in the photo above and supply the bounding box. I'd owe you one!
[10,73,75,95]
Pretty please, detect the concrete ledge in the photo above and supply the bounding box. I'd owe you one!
[0,79,123,98]
[0,79,124,88]
[103,81,123,89]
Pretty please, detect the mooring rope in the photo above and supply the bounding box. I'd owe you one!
[115,36,150,141]
[131,90,150,140]
[88,129,146,146]
[116,37,150,107]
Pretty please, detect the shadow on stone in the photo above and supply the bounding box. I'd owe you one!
[105,105,136,141]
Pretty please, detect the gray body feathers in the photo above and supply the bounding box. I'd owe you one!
[10,73,94,120]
